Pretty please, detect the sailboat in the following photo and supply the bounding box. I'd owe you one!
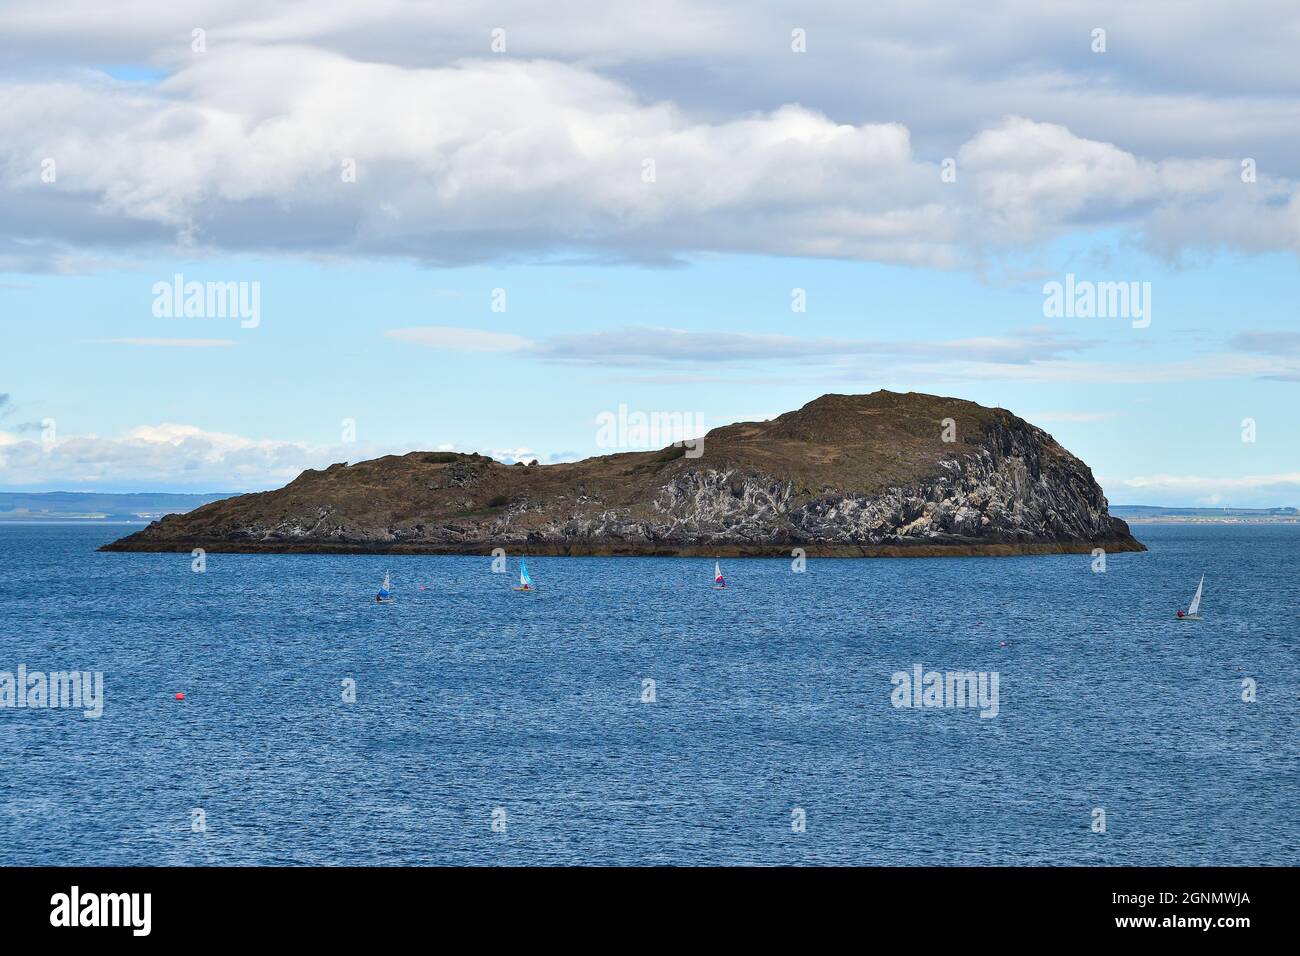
[712,560,726,589]
[513,557,535,592]
[1176,574,1204,621]
[376,570,392,603]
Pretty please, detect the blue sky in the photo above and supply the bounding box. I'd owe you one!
[2,2,1298,505]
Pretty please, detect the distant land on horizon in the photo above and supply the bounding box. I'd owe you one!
[5,496,1297,527]
[5,497,1299,530]
[0,491,233,522]
[1108,505,1299,524]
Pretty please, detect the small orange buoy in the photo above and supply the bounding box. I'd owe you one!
[175,692,185,700]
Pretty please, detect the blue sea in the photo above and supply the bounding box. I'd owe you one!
[1,522,1296,866]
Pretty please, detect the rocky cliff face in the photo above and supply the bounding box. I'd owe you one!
[101,391,1143,557]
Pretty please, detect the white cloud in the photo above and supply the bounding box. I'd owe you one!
[1229,331,1300,357]
[1024,411,1122,423]
[389,324,1096,366]
[1105,471,1300,508]
[912,353,1300,385]
[0,424,368,489]
[4,3,1299,160]
[1118,472,1300,491]
[97,338,237,347]
[1,44,1297,271]
[388,323,1300,386]
[386,327,533,352]
[0,422,557,489]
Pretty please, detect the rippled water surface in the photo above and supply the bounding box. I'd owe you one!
[1,522,1296,865]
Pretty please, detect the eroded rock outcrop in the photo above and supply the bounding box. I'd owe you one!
[102,391,1143,557]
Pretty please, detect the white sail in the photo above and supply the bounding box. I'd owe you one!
[1187,574,1204,616]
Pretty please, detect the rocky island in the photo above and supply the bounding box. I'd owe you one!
[101,391,1143,557]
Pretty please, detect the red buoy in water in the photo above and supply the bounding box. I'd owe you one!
[175,692,185,700]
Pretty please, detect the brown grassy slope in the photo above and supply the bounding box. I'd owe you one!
[101,390,1134,554]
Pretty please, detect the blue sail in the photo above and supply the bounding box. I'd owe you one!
[520,557,533,588]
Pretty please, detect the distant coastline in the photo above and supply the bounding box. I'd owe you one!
[0,491,232,523]
[1110,505,1299,525]
[6,493,1297,528]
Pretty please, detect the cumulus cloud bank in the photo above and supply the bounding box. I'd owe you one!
[2,32,1298,272]
[0,423,357,489]
[0,421,553,489]
[384,324,1300,385]
[1106,472,1300,509]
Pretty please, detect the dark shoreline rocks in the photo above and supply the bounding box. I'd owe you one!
[99,537,1144,558]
